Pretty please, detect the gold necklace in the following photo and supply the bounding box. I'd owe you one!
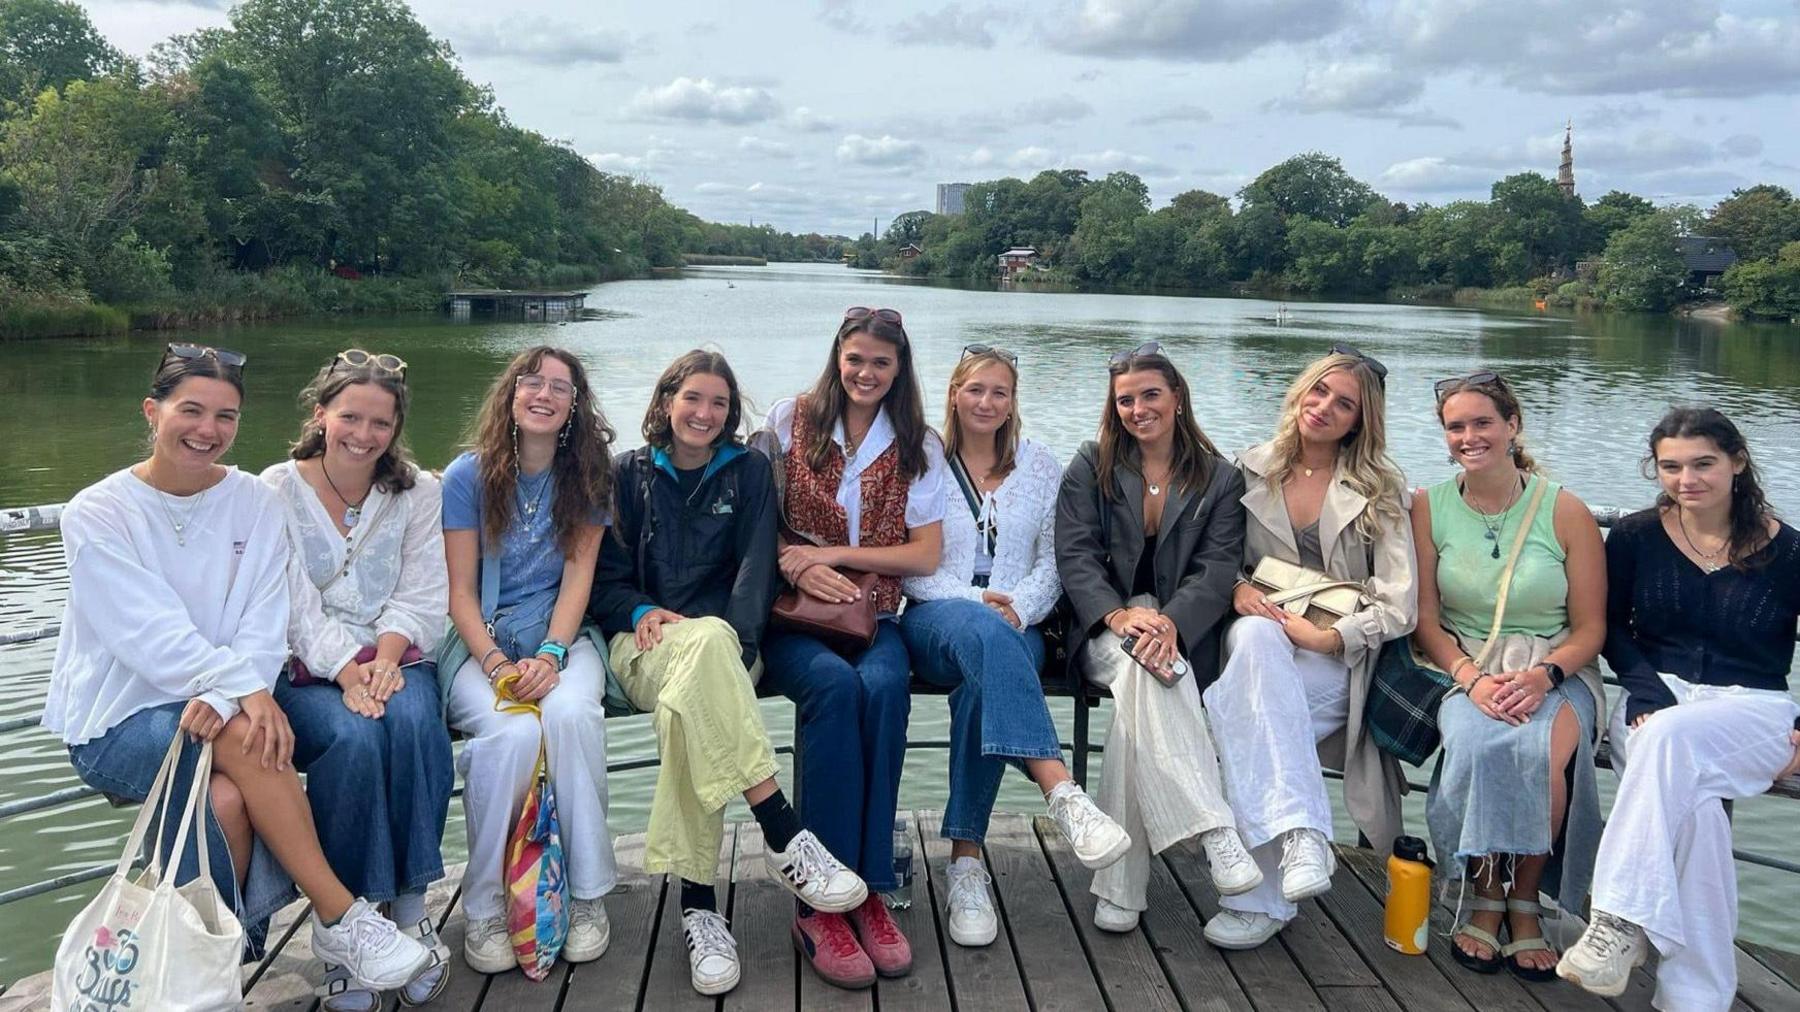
[1676,507,1727,573]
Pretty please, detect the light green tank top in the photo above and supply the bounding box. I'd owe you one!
[1428,473,1568,640]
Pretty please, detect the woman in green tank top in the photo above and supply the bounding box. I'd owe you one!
[1409,371,1607,983]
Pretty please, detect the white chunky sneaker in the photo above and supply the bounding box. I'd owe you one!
[765,829,869,913]
[315,960,378,1012]
[682,908,741,996]
[945,857,998,947]
[564,897,610,962]
[1278,829,1336,903]
[1093,897,1140,933]
[1204,909,1285,950]
[461,914,516,974]
[398,916,451,1006]
[1201,828,1263,896]
[1556,910,1648,997]
[311,898,432,991]
[1046,782,1131,870]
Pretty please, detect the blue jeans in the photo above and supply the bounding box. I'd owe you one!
[68,701,294,958]
[762,620,911,891]
[274,661,453,901]
[900,598,1059,843]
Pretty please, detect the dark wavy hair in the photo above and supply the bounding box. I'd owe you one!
[1434,371,1540,473]
[641,349,745,449]
[149,349,243,402]
[801,312,929,481]
[464,346,615,555]
[288,357,417,493]
[1646,406,1776,569]
[1096,348,1220,502]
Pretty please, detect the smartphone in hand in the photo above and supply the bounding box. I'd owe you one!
[1120,635,1191,687]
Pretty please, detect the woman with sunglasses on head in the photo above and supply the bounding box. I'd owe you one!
[440,346,617,974]
[754,306,944,989]
[260,349,454,1007]
[589,349,863,997]
[900,345,1129,949]
[1201,346,1416,950]
[1556,407,1800,1010]
[1412,370,1605,982]
[44,345,435,996]
[1054,342,1250,934]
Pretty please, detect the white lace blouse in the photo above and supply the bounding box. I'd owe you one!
[261,461,448,681]
[903,438,1064,627]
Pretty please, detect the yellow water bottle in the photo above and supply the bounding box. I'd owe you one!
[1384,836,1433,955]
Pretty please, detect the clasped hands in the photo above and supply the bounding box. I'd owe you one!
[779,544,863,604]
[488,653,560,703]
[336,658,406,719]
[1232,582,1343,655]
[1463,664,1552,725]
[1107,605,1179,671]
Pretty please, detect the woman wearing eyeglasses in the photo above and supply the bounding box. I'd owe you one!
[1201,346,1415,950]
[1054,342,1249,933]
[260,349,455,1007]
[899,345,1129,949]
[440,346,618,974]
[45,345,436,995]
[1412,371,1605,981]
[754,306,944,988]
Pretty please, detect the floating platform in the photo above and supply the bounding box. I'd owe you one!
[446,290,587,321]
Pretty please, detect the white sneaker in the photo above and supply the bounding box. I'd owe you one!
[315,961,377,1012]
[1556,910,1648,997]
[682,908,741,996]
[1204,909,1285,950]
[1278,829,1335,903]
[462,914,516,974]
[945,857,998,947]
[765,829,868,913]
[1093,897,1139,933]
[311,898,432,991]
[398,917,451,1006]
[1046,782,1131,870]
[1201,828,1263,896]
[564,897,610,962]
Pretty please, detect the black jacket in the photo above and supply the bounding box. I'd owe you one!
[589,443,779,668]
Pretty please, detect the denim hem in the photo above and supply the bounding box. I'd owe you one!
[939,824,986,844]
[978,743,1064,761]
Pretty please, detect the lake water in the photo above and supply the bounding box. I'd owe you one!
[3,261,1798,978]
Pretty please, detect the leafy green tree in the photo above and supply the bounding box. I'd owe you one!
[1239,152,1379,228]
[1597,210,1686,312]
[1707,185,1800,263]
[0,0,123,101]
[884,210,932,246]
[1486,173,1582,283]
[1580,190,1654,256]
[1285,216,1352,293]
[1071,171,1150,283]
[1721,241,1800,320]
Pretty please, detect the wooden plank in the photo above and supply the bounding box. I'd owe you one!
[1740,941,1800,992]
[720,821,797,1012]
[556,835,663,1011]
[981,813,1109,1012]
[428,897,493,1011]
[1731,944,1800,1012]
[1136,840,1255,1011]
[245,898,322,1011]
[1161,836,1325,1012]
[1316,985,1406,1012]
[378,877,465,1011]
[871,813,954,1012]
[909,810,1030,1012]
[640,824,739,1011]
[1034,814,1182,1012]
[1312,847,1475,1012]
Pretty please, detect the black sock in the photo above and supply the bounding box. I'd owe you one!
[751,789,802,853]
[680,878,717,914]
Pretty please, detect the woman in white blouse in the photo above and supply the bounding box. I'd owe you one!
[44,345,433,997]
[261,350,454,1008]
[899,346,1129,949]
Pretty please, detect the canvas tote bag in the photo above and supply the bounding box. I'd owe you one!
[52,737,243,1011]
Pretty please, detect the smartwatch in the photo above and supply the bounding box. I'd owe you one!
[1538,661,1567,688]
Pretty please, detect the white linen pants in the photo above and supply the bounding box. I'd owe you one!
[1595,673,1799,1012]
[448,639,618,920]
[1205,616,1352,921]
[1086,595,1237,912]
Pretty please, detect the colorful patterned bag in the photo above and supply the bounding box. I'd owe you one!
[496,673,568,980]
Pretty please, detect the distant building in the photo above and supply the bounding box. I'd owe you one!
[936,182,971,216]
[1557,121,1576,199]
[998,246,1038,281]
[899,243,924,260]
[1678,236,1739,289]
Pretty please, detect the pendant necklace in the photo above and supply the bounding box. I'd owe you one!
[153,486,209,547]
[320,459,371,529]
[1146,469,1168,497]
[1676,508,1726,573]
[1466,475,1523,559]
[518,470,551,520]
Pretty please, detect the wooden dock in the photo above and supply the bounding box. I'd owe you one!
[6,810,1797,1011]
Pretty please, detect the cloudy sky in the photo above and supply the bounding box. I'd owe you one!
[87,0,1800,234]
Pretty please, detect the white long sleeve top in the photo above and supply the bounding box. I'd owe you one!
[42,467,291,746]
[260,461,448,681]
[903,437,1064,628]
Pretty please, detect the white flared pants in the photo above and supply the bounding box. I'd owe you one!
[448,639,618,920]
[1205,616,1351,921]
[1086,595,1236,912]
[1595,673,1798,1012]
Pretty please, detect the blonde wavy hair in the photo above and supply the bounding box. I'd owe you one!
[1263,353,1407,542]
[941,350,1021,479]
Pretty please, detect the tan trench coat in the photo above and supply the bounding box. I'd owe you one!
[1229,442,1418,853]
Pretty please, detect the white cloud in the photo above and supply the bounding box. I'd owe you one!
[1043,0,1347,61]
[892,4,1007,48]
[837,134,926,166]
[1070,148,1178,178]
[448,19,629,65]
[789,106,839,133]
[1270,57,1458,128]
[1377,156,1498,193]
[627,77,780,124]
[1719,133,1764,159]
[738,136,795,158]
[1130,104,1213,126]
[1015,95,1096,125]
[587,152,646,172]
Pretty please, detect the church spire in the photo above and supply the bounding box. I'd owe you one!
[1558,120,1575,198]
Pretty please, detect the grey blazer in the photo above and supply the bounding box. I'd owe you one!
[1054,440,1247,686]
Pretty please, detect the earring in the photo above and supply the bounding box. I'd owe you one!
[1447,454,1457,464]
[559,417,572,447]
[1507,441,1519,457]
[511,422,521,475]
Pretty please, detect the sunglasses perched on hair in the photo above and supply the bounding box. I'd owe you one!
[159,343,247,372]
[331,348,408,377]
[1433,369,1501,401]
[1109,341,1163,365]
[844,306,904,327]
[1329,342,1388,387]
[517,373,578,401]
[961,343,1019,365]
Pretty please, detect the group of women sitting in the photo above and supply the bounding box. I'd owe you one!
[41,308,1798,1012]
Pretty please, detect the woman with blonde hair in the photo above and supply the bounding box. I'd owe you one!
[901,345,1128,949]
[1203,345,1416,950]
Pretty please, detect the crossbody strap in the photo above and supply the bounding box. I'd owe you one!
[946,453,996,556]
[1472,477,1550,670]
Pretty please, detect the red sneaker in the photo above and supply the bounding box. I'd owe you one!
[790,910,875,990]
[848,896,913,977]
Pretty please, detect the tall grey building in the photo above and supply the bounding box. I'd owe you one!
[936,182,971,216]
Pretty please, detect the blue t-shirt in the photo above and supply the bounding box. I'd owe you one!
[441,451,606,610]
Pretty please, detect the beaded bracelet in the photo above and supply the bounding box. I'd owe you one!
[479,646,507,676]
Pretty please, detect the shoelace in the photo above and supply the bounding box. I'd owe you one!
[469,914,508,946]
[684,911,736,959]
[856,902,903,945]
[1051,789,1101,844]
[784,832,837,886]
[1279,831,1322,873]
[1584,914,1632,958]
[947,864,993,915]
[813,913,863,957]
[1208,829,1252,867]
[571,900,600,928]
[345,907,402,956]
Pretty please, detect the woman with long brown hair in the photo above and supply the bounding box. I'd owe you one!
[1054,342,1250,933]
[440,346,617,975]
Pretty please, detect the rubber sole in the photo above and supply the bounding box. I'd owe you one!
[790,921,876,990]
